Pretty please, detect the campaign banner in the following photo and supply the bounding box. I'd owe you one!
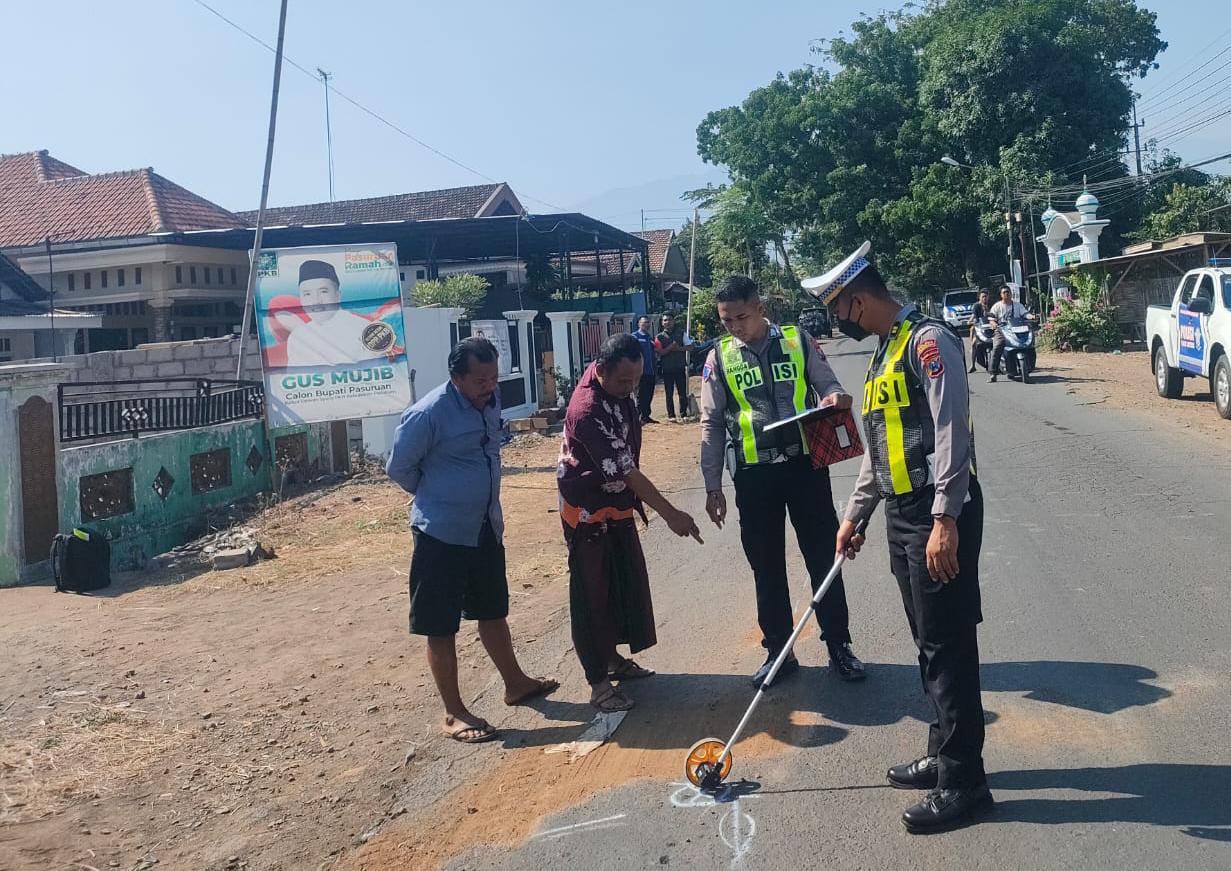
[254,243,412,427]
[470,319,513,376]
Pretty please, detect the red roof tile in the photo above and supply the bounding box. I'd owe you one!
[235,183,512,226]
[634,229,675,275]
[560,229,678,278]
[0,150,242,248]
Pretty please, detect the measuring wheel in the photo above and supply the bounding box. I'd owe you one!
[684,737,732,790]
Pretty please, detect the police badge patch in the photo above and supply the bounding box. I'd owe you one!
[917,337,943,378]
[702,363,714,382]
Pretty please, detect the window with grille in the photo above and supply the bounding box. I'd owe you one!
[80,468,135,520]
[190,448,232,494]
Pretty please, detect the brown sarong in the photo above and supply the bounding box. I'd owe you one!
[565,519,656,685]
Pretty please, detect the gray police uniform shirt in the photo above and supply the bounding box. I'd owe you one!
[845,306,974,522]
[699,321,847,493]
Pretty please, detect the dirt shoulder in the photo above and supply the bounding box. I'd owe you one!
[1038,349,1230,440]
[0,419,703,871]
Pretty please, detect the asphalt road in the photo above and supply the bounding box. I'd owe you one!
[437,335,1231,870]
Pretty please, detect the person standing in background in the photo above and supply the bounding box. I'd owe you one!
[630,315,658,424]
[655,312,690,420]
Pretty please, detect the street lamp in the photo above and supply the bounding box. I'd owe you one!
[939,156,1014,283]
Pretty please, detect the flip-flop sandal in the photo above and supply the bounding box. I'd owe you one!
[608,659,655,681]
[442,717,498,744]
[590,687,635,713]
[505,677,560,706]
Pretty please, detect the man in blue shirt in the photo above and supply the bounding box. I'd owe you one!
[386,337,558,744]
[631,315,659,424]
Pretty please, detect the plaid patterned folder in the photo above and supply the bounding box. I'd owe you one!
[804,408,865,469]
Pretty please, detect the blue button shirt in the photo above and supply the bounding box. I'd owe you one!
[631,328,656,373]
[385,381,503,547]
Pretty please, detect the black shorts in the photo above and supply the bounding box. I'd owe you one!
[409,523,509,637]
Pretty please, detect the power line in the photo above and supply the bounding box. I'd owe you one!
[189,0,568,212]
[1135,25,1231,111]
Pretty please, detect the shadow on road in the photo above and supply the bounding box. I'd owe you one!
[499,659,1170,750]
[989,764,1231,838]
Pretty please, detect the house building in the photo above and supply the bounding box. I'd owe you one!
[0,252,100,361]
[0,151,249,350]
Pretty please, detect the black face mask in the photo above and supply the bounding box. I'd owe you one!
[834,298,870,341]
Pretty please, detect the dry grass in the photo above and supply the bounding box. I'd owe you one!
[0,702,186,824]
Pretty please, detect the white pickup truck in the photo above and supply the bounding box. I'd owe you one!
[1146,260,1231,419]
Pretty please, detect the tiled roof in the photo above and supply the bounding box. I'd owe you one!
[560,229,678,277]
[235,183,510,226]
[0,150,242,248]
[634,229,675,275]
[0,251,47,301]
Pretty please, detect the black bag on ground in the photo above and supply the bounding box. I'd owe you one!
[50,527,111,593]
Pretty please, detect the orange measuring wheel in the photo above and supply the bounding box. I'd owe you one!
[684,738,732,789]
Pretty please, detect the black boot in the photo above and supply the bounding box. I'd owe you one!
[827,642,866,682]
[752,650,798,689]
[901,783,993,834]
[887,755,938,790]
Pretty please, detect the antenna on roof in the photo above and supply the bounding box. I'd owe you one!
[317,69,336,202]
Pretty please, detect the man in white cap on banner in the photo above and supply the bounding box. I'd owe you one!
[803,242,991,834]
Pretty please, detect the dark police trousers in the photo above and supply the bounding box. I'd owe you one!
[636,374,656,421]
[733,455,851,652]
[885,479,986,789]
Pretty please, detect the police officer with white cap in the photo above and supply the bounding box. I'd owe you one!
[804,242,991,834]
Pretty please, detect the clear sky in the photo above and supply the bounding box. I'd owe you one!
[2,1,1227,232]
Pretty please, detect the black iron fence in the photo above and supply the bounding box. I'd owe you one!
[58,378,265,443]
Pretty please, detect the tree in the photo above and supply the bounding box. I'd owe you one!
[411,273,489,317]
[695,0,1166,299]
[1133,178,1231,240]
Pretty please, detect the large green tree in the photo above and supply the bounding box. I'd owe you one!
[696,0,1166,298]
[1133,179,1231,239]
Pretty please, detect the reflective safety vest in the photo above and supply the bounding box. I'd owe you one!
[719,324,810,468]
[862,312,933,497]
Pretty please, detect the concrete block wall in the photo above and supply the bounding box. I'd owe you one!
[5,335,264,385]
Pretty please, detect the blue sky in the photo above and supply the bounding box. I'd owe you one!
[2,1,1227,232]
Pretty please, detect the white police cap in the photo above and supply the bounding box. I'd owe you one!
[801,241,872,305]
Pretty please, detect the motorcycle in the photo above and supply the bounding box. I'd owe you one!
[999,315,1038,383]
[971,320,995,371]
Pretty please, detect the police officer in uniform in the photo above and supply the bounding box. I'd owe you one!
[806,242,991,834]
[699,276,866,688]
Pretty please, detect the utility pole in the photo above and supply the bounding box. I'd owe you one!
[640,209,645,232]
[686,207,698,340]
[1016,212,1032,308]
[1002,171,1014,281]
[1129,98,1145,178]
[236,0,289,381]
[317,68,335,201]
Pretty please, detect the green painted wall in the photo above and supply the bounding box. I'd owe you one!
[58,420,275,571]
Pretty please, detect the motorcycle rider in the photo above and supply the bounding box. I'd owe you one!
[968,290,990,374]
[988,286,1029,383]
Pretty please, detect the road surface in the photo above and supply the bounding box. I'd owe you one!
[384,337,1231,871]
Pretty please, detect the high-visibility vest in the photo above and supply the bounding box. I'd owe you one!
[719,324,810,468]
[862,312,976,497]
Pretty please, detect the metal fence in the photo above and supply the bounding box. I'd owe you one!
[58,378,265,443]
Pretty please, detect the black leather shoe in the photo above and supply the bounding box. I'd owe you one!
[752,652,798,689]
[887,755,938,790]
[901,784,993,834]
[827,642,866,681]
